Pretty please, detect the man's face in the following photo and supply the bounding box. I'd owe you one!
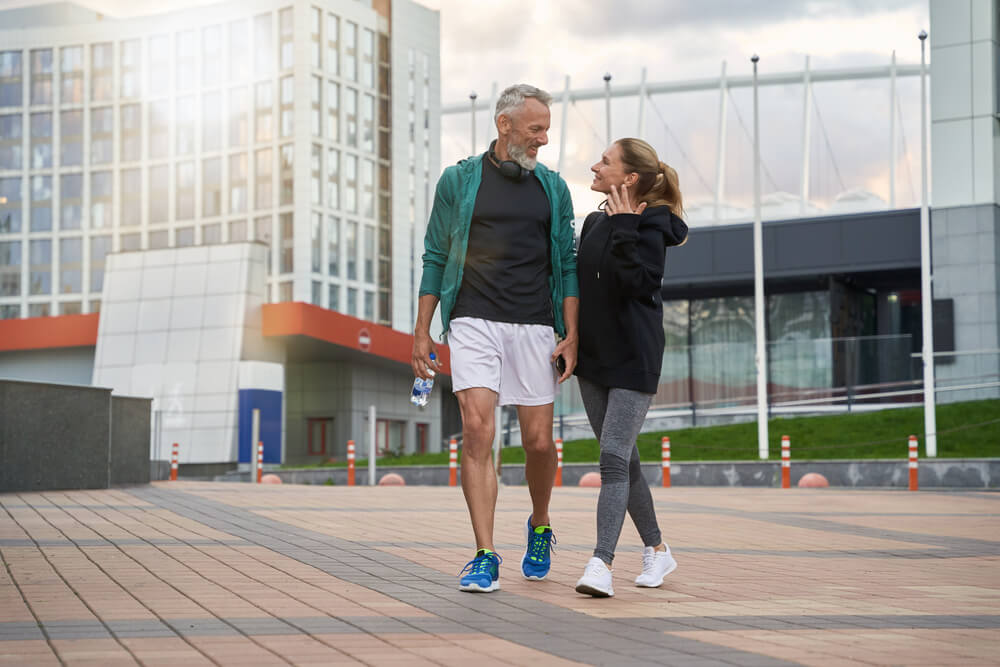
[501,98,550,170]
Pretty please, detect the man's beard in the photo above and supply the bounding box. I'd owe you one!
[507,141,537,171]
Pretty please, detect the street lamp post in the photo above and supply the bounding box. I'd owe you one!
[918,30,937,457]
[751,53,769,460]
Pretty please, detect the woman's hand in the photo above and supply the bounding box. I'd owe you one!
[607,183,647,216]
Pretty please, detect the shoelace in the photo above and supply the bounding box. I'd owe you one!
[584,560,609,577]
[460,552,502,576]
[527,530,556,562]
[641,552,655,574]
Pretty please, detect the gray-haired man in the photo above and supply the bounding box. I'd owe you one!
[411,84,579,592]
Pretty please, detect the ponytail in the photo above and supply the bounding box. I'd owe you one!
[615,138,684,218]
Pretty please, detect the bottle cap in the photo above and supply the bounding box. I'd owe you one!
[429,352,437,360]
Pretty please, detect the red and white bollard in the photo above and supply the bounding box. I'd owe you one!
[256,441,264,483]
[448,438,458,486]
[170,442,179,481]
[908,435,918,491]
[555,438,563,487]
[781,435,791,489]
[347,440,356,486]
[661,437,671,488]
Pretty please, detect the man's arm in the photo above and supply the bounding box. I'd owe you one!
[412,294,441,380]
[553,296,579,383]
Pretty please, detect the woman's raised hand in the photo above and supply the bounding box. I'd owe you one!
[606,183,647,216]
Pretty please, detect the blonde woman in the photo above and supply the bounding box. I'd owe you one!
[573,138,688,597]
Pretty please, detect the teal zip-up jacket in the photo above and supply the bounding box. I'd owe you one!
[418,153,579,337]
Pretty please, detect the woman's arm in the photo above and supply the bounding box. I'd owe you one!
[608,214,666,299]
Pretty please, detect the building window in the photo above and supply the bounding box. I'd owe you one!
[120,39,141,99]
[361,29,374,88]
[280,75,294,137]
[344,154,357,213]
[255,82,272,143]
[176,161,194,220]
[0,114,21,169]
[176,96,195,155]
[326,148,339,209]
[30,175,51,232]
[0,51,22,107]
[120,232,140,252]
[59,237,81,294]
[202,25,222,87]
[364,290,374,321]
[120,103,141,162]
[90,106,113,164]
[311,144,322,205]
[280,212,293,273]
[347,286,357,316]
[176,227,194,247]
[280,144,293,206]
[254,215,272,272]
[328,283,339,311]
[310,6,321,69]
[203,91,222,152]
[90,43,112,102]
[255,13,274,76]
[345,88,357,147]
[0,305,19,319]
[362,94,375,152]
[176,31,196,92]
[346,220,357,280]
[278,281,292,302]
[327,215,339,277]
[229,153,248,213]
[229,219,247,241]
[149,35,169,93]
[311,280,321,306]
[255,148,272,209]
[363,224,374,283]
[60,46,83,104]
[311,212,321,272]
[361,159,374,217]
[279,8,294,70]
[60,173,81,230]
[229,86,249,148]
[203,223,221,244]
[30,112,51,168]
[149,164,169,224]
[326,14,339,75]
[229,20,249,81]
[28,303,50,318]
[29,239,51,295]
[311,75,322,136]
[343,22,357,82]
[121,168,141,227]
[59,302,81,315]
[203,157,221,217]
[150,100,169,159]
[30,49,52,105]
[60,110,84,166]
[0,241,21,296]
[90,170,112,229]
[326,80,339,142]
[149,229,168,249]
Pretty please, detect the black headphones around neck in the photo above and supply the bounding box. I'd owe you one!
[488,140,532,182]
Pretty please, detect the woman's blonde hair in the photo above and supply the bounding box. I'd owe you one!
[616,138,684,217]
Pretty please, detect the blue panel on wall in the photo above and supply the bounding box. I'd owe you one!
[238,389,282,463]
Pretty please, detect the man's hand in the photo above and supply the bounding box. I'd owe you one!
[412,330,440,379]
[552,335,577,384]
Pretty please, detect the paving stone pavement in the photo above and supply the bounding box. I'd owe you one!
[1,482,998,666]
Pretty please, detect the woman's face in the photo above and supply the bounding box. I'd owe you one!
[590,143,631,194]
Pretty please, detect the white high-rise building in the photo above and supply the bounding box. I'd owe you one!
[0,0,440,334]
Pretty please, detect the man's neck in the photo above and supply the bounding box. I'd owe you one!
[493,140,512,163]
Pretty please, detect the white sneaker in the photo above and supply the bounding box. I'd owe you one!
[575,557,614,597]
[635,546,677,587]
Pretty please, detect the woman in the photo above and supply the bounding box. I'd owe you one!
[573,138,688,597]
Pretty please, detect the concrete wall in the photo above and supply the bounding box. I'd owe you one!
[0,379,152,492]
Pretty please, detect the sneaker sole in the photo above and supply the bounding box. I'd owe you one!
[635,560,678,588]
[575,582,614,597]
[521,517,549,581]
[459,581,500,593]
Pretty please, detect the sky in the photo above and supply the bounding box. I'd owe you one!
[1,0,932,219]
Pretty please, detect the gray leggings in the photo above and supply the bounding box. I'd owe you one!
[578,376,662,565]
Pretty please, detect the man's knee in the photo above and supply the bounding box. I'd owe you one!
[521,433,554,457]
[599,450,630,484]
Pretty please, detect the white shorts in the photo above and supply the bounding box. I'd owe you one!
[448,317,557,406]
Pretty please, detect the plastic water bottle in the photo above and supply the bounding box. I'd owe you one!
[410,353,436,407]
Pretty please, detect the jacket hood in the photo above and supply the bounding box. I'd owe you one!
[640,205,688,248]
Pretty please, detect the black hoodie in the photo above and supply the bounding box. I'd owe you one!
[574,205,688,394]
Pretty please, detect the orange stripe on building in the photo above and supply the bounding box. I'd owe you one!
[0,313,99,352]
[262,302,450,375]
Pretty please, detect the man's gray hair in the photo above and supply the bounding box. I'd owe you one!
[494,84,553,121]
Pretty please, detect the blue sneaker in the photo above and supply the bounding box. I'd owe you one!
[521,515,555,580]
[459,550,502,592]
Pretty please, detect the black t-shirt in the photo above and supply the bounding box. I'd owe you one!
[451,158,553,326]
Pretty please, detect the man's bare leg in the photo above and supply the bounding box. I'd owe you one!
[456,388,499,551]
[518,403,556,528]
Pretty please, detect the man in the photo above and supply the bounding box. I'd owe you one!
[411,84,579,592]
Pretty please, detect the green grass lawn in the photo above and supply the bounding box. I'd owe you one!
[284,399,1000,469]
